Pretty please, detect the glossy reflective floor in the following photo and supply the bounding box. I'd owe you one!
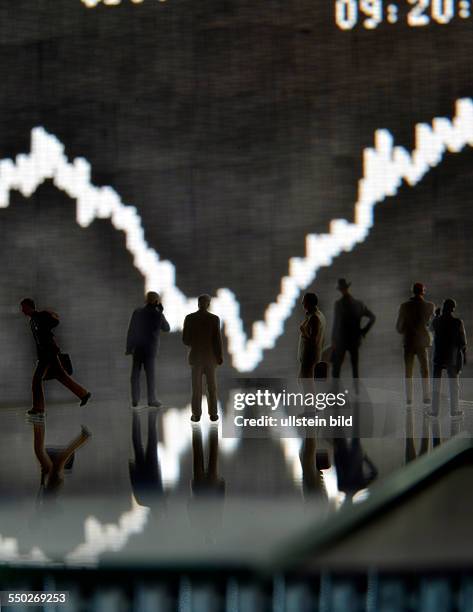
[0,393,471,570]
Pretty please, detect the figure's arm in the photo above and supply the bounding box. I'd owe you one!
[430,308,441,332]
[460,321,467,351]
[395,305,404,334]
[159,308,171,333]
[48,311,60,329]
[214,317,224,365]
[182,315,191,346]
[361,305,376,337]
[126,311,138,354]
[308,314,320,343]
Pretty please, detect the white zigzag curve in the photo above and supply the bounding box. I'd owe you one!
[0,99,472,371]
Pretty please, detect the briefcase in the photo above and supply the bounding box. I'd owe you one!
[314,361,328,380]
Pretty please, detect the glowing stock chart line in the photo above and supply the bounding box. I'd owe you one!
[0,99,472,371]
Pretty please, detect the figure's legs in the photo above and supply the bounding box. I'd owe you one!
[207,426,220,480]
[299,362,316,397]
[431,364,443,416]
[32,360,50,413]
[405,408,416,464]
[54,356,88,400]
[131,352,143,405]
[131,410,145,465]
[348,347,360,394]
[447,366,460,415]
[417,348,431,402]
[33,422,52,475]
[146,408,158,470]
[54,427,91,472]
[332,347,346,379]
[143,352,157,405]
[403,349,415,404]
[191,424,205,480]
[349,347,359,380]
[204,365,218,418]
[298,362,315,379]
[191,365,204,419]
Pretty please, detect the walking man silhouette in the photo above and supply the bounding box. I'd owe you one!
[429,299,467,417]
[396,282,435,405]
[20,298,91,418]
[331,279,376,384]
[183,294,223,422]
[126,291,170,407]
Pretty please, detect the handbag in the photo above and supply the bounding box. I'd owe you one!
[44,353,73,380]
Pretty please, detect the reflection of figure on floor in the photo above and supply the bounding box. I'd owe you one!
[333,437,377,503]
[299,436,329,503]
[430,299,467,418]
[396,283,435,406]
[331,279,375,386]
[129,408,164,509]
[405,409,434,464]
[20,298,91,417]
[126,292,170,408]
[188,425,225,538]
[191,425,225,496]
[32,421,91,500]
[298,293,326,394]
[332,395,377,502]
[183,295,223,423]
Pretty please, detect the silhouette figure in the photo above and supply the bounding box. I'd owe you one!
[20,298,91,417]
[126,291,170,407]
[331,279,376,384]
[429,299,467,417]
[298,292,326,380]
[396,282,435,405]
[129,407,164,508]
[299,435,329,503]
[183,295,223,422]
[32,420,91,500]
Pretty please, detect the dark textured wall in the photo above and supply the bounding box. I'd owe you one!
[0,1,472,403]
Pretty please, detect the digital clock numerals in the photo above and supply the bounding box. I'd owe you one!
[408,0,454,25]
[335,0,471,29]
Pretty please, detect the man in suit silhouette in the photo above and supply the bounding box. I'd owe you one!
[396,282,435,405]
[331,279,376,384]
[126,291,170,407]
[429,298,467,417]
[20,298,91,417]
[183,294,223,422]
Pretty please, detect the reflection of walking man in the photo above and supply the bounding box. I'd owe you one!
[396,283,435,405]
[429,299,467,417]
[21,298,91,417]
[126,292,170,407]
[183,295,223,422]
[33,421,91,497]
[331,279,376,382]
